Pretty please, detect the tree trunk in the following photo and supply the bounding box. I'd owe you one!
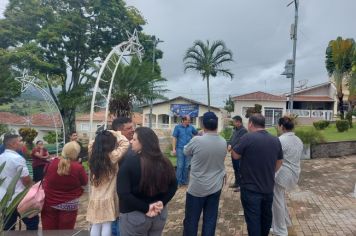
[61,108,76,142]
[338,93,344,119]
[206,75,211,111]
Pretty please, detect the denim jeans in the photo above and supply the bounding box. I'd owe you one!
[231,157,241,187]
[176,148,190,185]
[240,188,274,236]
[5,209,39,230]
[183,190,221,236]
[111,218,120,236]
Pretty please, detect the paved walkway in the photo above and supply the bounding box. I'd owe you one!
[76,155,356,236]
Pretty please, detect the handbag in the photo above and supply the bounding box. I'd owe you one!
[17,164,48,218]
[17,181,45,218]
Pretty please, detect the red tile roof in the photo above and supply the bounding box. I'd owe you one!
[76,110,143,125]
[293,95,334,102]
[233,91,286,101]
[0,112,62,128]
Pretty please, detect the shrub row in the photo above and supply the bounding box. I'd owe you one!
[336,120,349,132]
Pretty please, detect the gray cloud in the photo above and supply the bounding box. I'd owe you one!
[1,0,355,106]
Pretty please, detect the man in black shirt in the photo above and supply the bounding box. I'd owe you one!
[232,114,283,236]
[228,115,247,192]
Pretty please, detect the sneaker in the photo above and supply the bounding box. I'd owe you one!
[233,187,240,192]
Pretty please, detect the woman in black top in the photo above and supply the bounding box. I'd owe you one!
[117,127,177,235]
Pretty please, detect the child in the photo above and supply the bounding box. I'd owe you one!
[86,130,129,236]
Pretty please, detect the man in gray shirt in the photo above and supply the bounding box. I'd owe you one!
[183,112,227,236]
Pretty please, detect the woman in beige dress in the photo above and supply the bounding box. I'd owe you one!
[86,130,129,236]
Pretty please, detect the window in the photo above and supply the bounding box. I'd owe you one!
[264,107,283,126]
[81,123,89,131]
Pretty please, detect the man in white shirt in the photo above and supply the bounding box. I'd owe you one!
[0,133,39,230]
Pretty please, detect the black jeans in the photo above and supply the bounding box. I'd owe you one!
[5,209,39,231]
[231,157,241,187]
[240,188,273,236]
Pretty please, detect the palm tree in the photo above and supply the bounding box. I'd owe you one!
[109,57,168,117]
[183,40,233,110]
[325,37,354,118]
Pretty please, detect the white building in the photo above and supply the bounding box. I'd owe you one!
[141,96,225,132]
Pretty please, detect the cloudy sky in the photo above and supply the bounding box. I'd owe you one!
[1,0,356,107]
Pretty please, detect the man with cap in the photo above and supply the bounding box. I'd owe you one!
[183,112,227,236]
[172,115,198,186]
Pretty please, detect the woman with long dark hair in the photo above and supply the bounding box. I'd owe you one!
[86,130,129,236]
[118,127,177,235]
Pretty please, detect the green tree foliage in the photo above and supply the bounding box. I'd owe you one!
[183,40,234,110]
[109,57,167,117]
[0,0,149,140]
[0,64,21,105]
[325,37,355,118]
[224,95,234,115]
[43,131,57,144]
[336,120,349,132]
[18,127,38,147]
[0,124,10,144]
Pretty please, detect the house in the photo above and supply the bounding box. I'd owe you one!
[75,110,143,139]
[141,96,225,132]
[231,91,287,126]
[0,112,61,142]
[284,82,336,124]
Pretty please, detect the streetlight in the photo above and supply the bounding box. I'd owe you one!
[282,0,299,113]
[148,36,164,128]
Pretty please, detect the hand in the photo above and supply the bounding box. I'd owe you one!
[227,145,232,152]
[146,203,158,217]
[171,149,176,156]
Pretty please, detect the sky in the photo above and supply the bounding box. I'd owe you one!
[1,0,356,107]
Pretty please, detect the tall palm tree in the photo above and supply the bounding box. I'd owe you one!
[183,40,233,110]
[325,37,354,118]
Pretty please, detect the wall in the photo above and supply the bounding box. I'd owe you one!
[311,141,356,158]
[232,100,286,125]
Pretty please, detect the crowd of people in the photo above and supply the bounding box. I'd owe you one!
[0,112,303,236]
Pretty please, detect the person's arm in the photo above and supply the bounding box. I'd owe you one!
[231,150,241,160]
[18,158,32,187]
[78,165,88,186]
[109,130,129,164]
[183,138,195,157]
[232,134,248,160]
[172,126,179,155]
[160,178,178,206]
[275,159,283,172]
[275,139,284,172]
[117,158,150,214]
[21,176,32,187]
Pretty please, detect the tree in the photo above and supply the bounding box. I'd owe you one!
[107,57,167,117]
[0,63,21,105]
[183,40,233,110]
[245,104,262,118]
[0,0,148,141]
[224,95,234,117]
[325,37,354,119]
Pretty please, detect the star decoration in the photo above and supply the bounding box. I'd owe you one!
[15,71,36,93]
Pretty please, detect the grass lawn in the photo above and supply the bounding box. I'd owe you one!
[266,122,356,142]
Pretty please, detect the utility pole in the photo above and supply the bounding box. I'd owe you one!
[289,0,298,113]
[148,36,164,128]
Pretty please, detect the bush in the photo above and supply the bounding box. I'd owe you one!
[19,127,38,147]
[295,127,325,144]
[345,111,353,128]
[313,120,330,130]
[336,120,349,132]
[43,131,57,144]
[220,127,233,141]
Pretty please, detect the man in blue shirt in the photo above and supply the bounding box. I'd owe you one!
[172,115,198,186]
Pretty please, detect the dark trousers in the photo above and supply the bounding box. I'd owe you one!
[240,188,273,236]
[183,190,221,236]
[41,204,78,230]
[5,209,39,231]
[33,165,45,182]
[231,157,241,187]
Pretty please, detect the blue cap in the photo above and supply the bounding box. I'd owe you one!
[203,112,218,124]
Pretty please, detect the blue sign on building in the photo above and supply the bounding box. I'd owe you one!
[170,104,199,118]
